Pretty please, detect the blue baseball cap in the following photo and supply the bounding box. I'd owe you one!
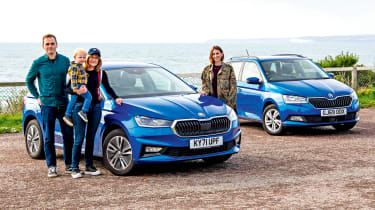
[88,48,101,57]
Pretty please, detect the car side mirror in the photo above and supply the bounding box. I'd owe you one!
[327,73,334,79]
[246,77,261,84]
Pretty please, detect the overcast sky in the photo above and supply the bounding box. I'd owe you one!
[1,0,374,43]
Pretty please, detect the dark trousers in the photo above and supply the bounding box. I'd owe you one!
[71,103,102,169]
[41,105,73,167]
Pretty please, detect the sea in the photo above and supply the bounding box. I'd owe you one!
[1,35,375,83]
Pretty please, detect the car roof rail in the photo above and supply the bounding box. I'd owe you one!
[272,54,306,58]
[230,56,260,60]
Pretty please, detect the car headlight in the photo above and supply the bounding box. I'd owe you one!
[350,91,358,101]
[282,95,308,104]
[228,107,238,122]
[135,115,173,127]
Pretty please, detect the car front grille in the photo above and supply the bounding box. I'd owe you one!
[162,140,235,157]
[303,112,357,123]
[308,96,352,108]
[173,117,231,137]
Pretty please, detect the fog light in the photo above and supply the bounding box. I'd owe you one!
[145,146,163,153]
[235,135,241,145]
[290,116,305,122]
[355,112,359,119]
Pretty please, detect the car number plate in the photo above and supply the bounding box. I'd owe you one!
[189,136,223,149]
[321,108,347,117]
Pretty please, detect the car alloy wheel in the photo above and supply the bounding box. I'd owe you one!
[263,104,284,135]
[25,119,44,159]
[103,129,134,175]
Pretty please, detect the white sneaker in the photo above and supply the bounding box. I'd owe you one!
[84,166,101,176]
[71,169,83,179]
[48,166,58,178]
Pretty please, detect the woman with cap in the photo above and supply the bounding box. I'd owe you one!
[201,45,237,110]
[69,48,122,178]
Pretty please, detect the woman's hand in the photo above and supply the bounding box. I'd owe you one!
[115,98,122,105]
[76,86,87,95]
[200,90,207,96]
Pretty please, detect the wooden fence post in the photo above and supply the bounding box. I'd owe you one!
[351,66,357,90]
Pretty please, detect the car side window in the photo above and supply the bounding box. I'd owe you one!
[241,62,262,82]
[230,62,243,79]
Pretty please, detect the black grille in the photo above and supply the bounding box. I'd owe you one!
[174,117,230,137]
[162,140,235,157]
[309,96,352,108]
[303,112,356,123]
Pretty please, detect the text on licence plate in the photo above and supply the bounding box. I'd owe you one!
[321,108,347,117]
[189,136,223,149]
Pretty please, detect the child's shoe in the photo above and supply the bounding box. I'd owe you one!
[78,111,88,122]
[63,115,73,127]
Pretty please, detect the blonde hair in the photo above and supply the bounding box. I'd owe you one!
[73,48,87,58]
[84,54,102,72]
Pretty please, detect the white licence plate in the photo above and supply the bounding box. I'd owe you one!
[189,136,223,149]
[321,108,347,117]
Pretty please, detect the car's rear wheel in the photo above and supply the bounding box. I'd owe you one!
[203,154,232,164]
[332,122,357,131]
[103,129,135,176]
[263,104,284,135]
[25,119,44,159]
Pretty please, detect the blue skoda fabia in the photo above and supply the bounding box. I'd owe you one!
[228,54,360,135]
[23,62,241,175]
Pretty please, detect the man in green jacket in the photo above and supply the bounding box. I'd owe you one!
[25,34,73,178]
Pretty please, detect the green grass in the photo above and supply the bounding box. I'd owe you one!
[0,112,22,133]
[358,88,375,108]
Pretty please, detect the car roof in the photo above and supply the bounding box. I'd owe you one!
[229,55,308,62]
[102,62,159,70]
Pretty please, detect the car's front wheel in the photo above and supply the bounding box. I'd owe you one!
[332,122,357,131]
[103,129,135,176]
[263,104,284,135]
[25,119,44,159]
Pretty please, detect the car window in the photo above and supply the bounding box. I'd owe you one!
[230,62,243,79]
[260,59,329,82]
[241,62,262,82]
[106,67,195,98]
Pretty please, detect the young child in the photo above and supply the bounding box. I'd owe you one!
[63,48,92,126]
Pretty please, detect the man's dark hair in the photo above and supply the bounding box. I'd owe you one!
[42,34,57,45]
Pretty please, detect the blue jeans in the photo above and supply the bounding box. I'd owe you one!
[71,102,102,169]
[41,105,73,167]
[65,88,92,117]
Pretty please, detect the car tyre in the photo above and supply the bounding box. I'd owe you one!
[203,154,232,164]
[262,104,284,135]
[332,122,357,131]
[103,129,135,176]
[25,119,45,159]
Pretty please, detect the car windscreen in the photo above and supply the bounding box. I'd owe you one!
[106,67,196,98]
[260,59,330,82]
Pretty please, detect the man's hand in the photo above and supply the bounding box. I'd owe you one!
[37,98,41,105]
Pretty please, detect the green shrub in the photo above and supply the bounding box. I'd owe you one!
[316,51,359,68]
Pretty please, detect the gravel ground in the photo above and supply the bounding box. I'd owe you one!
[1,109,374,209]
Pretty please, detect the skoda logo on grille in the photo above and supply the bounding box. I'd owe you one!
[328,93,334,98]
[198,113,205,118]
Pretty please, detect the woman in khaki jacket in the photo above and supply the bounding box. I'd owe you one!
[200,45,237,110]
